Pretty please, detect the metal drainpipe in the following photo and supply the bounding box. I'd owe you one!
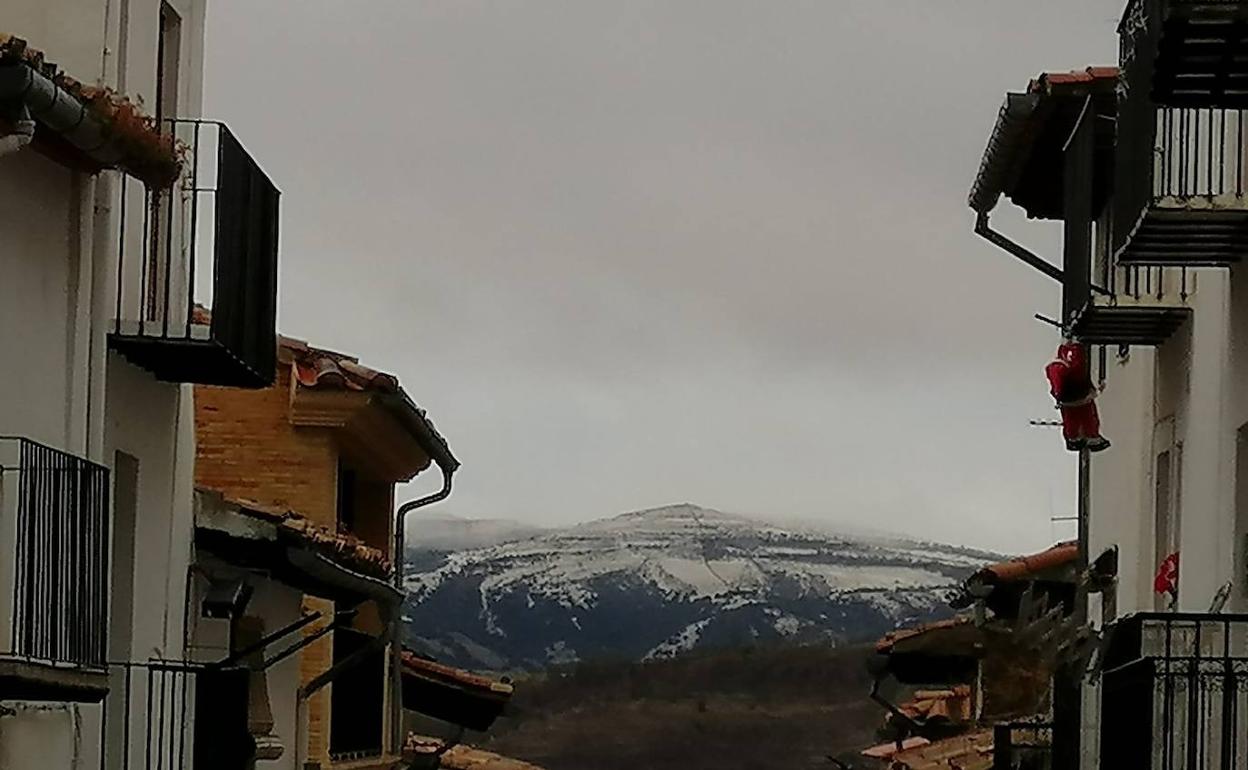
[0,64,118,164]
[973,211,1065,285]
[389,466,455,756]
[394,467,455,588]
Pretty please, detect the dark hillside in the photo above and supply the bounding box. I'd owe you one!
[481,643,881,770]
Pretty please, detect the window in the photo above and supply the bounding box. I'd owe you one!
[105,452,139,770]
[1154,449,1178,610]
[156,2,182,123]
[147,2,183,322]
[337,459,358,534]
[328,628,384,760]
[1236,425,1248,608]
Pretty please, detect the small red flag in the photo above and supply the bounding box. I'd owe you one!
[1154,552,1179,597]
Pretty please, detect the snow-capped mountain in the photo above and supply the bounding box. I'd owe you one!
[406,513,547,551]
[402,504,996,670]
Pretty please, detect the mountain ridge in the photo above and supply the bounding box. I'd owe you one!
[402,503,993,669]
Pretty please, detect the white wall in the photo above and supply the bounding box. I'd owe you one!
[1090,268,1246,618]
[1175,274,1235,610]
[4,0,109,82]
[104,355,194,660]
[0,3,210,770]
[187,563,304,770]
[0,152,88,451]
[1090,345,1156,616]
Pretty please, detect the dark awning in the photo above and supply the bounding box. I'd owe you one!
[400,652,513,731]
[194,497,401,606]
[969,67,1119,220]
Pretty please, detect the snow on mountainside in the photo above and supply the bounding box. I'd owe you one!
[402,504,996,670]
[406,513,546,551]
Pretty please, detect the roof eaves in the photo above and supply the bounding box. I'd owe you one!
[875,616,976,654]
[969,92,1041,215]
[0,33,182,186]
[971,540,1079,585]
[382,390,460,474]
[969,66,1118,217]
[281,336,460,473]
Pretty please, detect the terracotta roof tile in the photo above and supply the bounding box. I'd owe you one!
[893,685,974,726]
[1029,66,1119,94]
[401,651,514,697]
[283,336,401,394]
[876,617,974,654]
[974,541,1078,584]
[277,336,459,472]
[862,737,930,759]
[970,65,1117,217]
[0,33,182,186]
[404,737,546,770]
[400,651,512,730]
[223,494,392,577]
[868,730,994,770]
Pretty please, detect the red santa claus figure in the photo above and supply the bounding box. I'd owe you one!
[1045,340,1110,453]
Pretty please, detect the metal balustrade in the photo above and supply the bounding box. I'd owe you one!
[0,436,109,669]
[109,119,279,388]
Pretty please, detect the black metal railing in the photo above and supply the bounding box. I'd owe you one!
[1100,613,1248,769]
[100,661,254,770]
[110,119,279,388]
[1094,259,1192,306]
[0,437,109,668]
[992,721,1052,770]
[1114,15,1248,223]
[1120,0,1248,107]
[1151,106,1248,199]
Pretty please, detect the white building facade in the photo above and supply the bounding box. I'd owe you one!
[0,1,280,769]
[970,3,1248,768]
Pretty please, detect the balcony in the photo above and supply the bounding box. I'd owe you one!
[1099,612,1248,769]
[108,120,279,388]
[992,721,1052,770]
[101,661,255,770]
[1121,0,1248,108]
[1069,264,1193,344]
[0,437,109,701]
[1113,100,1248,265]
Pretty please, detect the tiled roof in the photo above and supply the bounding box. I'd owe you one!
[279,336,459,472]
[969,66,1117,218]
[972,541,1078,584]
[225,494,391,578]
[401,652,514,697]
[863,730,994,770]
[1028,66,1119,95]
[895,685,974,725]
[861,737,930,759]
[0,34,182,186]
[282,337,401,394]
[404,736,546,770]
[875,617,975,654]
[400,651,512,731]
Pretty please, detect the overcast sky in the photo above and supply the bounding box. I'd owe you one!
[203,0,1126,553]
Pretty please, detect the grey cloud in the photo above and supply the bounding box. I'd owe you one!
[204,0,1122,552]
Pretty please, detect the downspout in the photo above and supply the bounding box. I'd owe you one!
[973,211,1065,285]
[389,465,455,757]
[974,211,1111,297]
[394,467,456,590]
